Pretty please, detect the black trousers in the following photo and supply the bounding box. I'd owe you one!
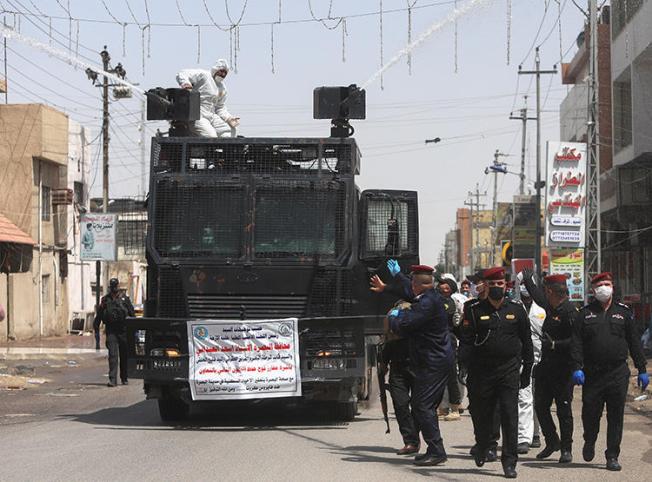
[534,365,574,450]
[411,365,451,458]
[468,362,520,467]
[388,363,419,446]
[582,362,629,459]
[106,331,128,384]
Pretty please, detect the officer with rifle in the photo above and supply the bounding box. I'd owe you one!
[371,264,420,455]
[94,278,135,387]
[374,262,453,466]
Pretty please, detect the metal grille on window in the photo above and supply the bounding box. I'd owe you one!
[154,179,245,259]
[254,181,345,259]
[365,198,417,257]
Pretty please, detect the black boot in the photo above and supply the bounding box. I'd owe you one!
[606,458,621,471]
[536,441,560,459]
[503,465,517,479]
[582,442,595,462]
[559,449,572,463]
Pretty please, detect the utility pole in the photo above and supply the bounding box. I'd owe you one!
[518,48,557,277]
[585,0,601,287]
[85,46,128,310]
[486,150,509,266]
[465,183,486,271]
[510,96,537,195]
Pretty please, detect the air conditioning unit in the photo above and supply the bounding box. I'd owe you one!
[52,188,74,205]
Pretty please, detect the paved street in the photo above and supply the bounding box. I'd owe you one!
[1,351,651,481]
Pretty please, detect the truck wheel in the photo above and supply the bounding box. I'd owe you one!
[158,397,189,422]
[335,401,357,421]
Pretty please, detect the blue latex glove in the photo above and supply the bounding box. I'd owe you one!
[638,372,649,391]
[572,369,585,386]
[387,259,400,277]
[388,308,401,318]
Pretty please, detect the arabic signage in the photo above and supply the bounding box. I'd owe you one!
[512,195,537,259]
[550,248,585,301]
[545,142,586,248]
[187,318,302,401]
[79,214,117,261]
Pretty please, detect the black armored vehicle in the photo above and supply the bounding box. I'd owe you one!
[127,87,420,421]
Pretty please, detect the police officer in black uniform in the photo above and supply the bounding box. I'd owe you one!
[386,264,454,466]
[459,267,534,479]
[94,278,135,387]
[371,263,420,455]
[461,271,500,463]
[571,272,649,471]
[521,270,577,463]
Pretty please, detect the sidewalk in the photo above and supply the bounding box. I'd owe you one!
[0,333,107,360]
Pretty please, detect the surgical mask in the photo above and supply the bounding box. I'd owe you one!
[488,287,505,301]
[594,285,613,302]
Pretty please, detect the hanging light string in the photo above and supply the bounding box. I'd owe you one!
[308,0,343,30]
[454,0,458,72]
[407,1,417,75]
[506,0,511,65]
[143,0,151,59]
[341,17,347,63]
[54,0,71,52]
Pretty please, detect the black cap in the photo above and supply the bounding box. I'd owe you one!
[466,270,485,284]
[109,278,119,288]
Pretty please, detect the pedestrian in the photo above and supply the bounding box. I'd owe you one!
[460,279,472,298]
[370,263,420,455]
[176,59,240,137]
[516,284,545,454]
[571,272,649,471]
[436,274,464,422]
[94,278,135,387]
[384,263,454,466]
[459,267,534,479]
[521,270,577,463]
[461,271,500,464]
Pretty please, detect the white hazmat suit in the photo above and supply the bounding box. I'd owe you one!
[176,59,238,137]
[518,295,545,445]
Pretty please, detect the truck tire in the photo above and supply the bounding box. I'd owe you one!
[335,401,357,421]
[158,396,189,422]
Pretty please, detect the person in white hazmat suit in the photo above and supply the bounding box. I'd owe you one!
[176,59,239,137]
[517,283,546,453]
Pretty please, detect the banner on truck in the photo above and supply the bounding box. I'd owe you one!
[187,318,302,401]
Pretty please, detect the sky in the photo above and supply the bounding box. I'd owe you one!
[0,0,589,265]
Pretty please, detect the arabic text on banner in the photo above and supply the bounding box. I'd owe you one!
[550,248,585,302]
[188,318,301,401]
[79,213,117,261]
[544,142,587,248]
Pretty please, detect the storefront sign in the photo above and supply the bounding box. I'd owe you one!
[188,318,301,401]
[545,142,587,248]
[79,213,117,261]
[550,249,585,301]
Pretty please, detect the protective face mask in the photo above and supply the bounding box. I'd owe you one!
[594,285,613,302]
[488,287,505,301]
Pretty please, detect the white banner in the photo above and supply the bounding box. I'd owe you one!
[79,214,117,261]
[545,142,587,248]
[188,319,302,401]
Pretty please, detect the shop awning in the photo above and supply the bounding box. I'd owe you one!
[0,213,35,245]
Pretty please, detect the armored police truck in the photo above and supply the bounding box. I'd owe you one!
[126,86,419,421]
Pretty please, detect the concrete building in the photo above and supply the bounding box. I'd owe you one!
[0,104,70,341]
[66,120,94,330]
[606,0,652,317]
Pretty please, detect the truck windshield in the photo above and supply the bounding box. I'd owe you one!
[154,182,245,258]
[254,187,341,258]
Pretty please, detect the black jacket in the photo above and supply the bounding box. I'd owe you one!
[571,299,647,374]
